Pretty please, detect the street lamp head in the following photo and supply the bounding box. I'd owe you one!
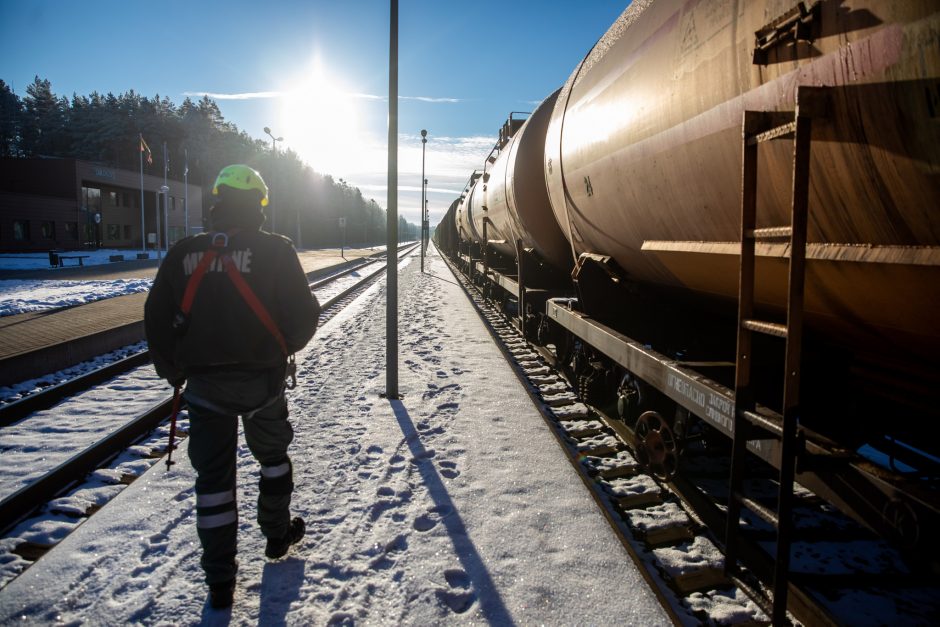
[420,129,427,138]
[276,136,284,142]
[264,126,272,135]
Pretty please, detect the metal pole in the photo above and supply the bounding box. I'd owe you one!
[184,148,189,237]
[139,146,145,253]
[420,129,426,272]
[385,0,399,399]
[155,190,162,260]
[272,137,277,233]
[163,189,169,253]
[264,127,283,234]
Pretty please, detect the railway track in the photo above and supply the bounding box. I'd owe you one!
[441,250,940,626]
[0,244,412,419]
[0,243,419,585]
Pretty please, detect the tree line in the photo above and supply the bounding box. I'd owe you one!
[0,76,420,246]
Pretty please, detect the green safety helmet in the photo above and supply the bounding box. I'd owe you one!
[212,164,269,207]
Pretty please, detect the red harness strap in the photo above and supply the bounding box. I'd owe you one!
[219,255,288,355]
[179,233,287,356]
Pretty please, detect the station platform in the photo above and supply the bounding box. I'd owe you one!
[0,247,382,386]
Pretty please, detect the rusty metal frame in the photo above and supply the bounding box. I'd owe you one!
[543,299,938,549]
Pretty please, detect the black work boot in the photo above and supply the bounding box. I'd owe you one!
[265,517,305,559]
[209,579,236,609]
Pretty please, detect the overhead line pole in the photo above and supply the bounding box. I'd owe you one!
[385,0,399,399]
[420,129,427,272]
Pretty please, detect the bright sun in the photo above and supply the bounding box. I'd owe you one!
[279,62,366,176]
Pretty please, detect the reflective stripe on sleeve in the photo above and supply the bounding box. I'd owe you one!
[196,490,235,508]
[197,510,237,529]
[260,462,290,478]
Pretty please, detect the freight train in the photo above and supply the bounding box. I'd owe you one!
[435,1,939,620]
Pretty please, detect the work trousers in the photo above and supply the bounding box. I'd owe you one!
[185,370,294,585]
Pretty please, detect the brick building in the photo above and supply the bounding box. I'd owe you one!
[0,157,203,252]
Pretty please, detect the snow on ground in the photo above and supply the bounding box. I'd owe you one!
[0,363,168,502]
[0,249,157,316]
[0,249,155,271]
[0,278,154,316]
[0,246,670,625]
[0,341,148,405]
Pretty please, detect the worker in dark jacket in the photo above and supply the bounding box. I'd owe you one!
[144,164,320,609]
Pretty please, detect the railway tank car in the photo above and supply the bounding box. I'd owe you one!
[436,0,940,607]
[543,0,939,362]
[463,90,573,273]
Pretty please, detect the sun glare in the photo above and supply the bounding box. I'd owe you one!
[279,63,367,176]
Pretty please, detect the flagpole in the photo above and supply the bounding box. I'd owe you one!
[139,135,145,254]
[184,148,189,237]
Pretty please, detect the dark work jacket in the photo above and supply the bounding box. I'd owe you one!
[144,229,320,384]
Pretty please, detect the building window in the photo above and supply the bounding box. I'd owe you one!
[123,225,132,240]
[109,191,119,206]
[82,186,101,211]
[107,224,120,240]
[122,192,130,207]
[13,220,30,241]
[40,221,54,239]
[64,222,78,239]
[133,194,140,209]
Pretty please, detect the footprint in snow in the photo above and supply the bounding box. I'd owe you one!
[439,460,461,479]
[436,585,475,614]
[413,513,438,532]
[445,568,471,589]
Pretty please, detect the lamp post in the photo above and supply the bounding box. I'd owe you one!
[263,126,283,233]
[159,185,169,260]
[420,129,427,272]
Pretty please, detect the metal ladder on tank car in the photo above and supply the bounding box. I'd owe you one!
[724,86,825,626]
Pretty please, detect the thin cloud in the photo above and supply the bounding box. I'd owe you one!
[350,93,463,103]
[183,90,283,100]
[403,95,461,103]
[184,90,461,103]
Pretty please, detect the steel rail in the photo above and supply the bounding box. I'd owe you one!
[0,352,152,427]
[0,397,174,536]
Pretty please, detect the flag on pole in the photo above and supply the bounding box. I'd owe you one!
[140,134,153,165]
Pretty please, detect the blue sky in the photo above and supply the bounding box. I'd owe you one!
[0,0,627,226]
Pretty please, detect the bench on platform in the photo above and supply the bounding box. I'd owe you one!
[48,251,91,267]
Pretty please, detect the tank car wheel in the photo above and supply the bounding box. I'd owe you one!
[635,410,679,480]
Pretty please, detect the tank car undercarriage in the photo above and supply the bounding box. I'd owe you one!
[449,240,939,605]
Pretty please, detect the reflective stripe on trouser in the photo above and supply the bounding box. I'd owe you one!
[243,395,294,540]
[187,384,294,583]
[187,404,239,585]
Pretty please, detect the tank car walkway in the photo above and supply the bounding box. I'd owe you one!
[0,247,382,386]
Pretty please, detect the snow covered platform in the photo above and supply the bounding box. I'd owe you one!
[0,247,670,625]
